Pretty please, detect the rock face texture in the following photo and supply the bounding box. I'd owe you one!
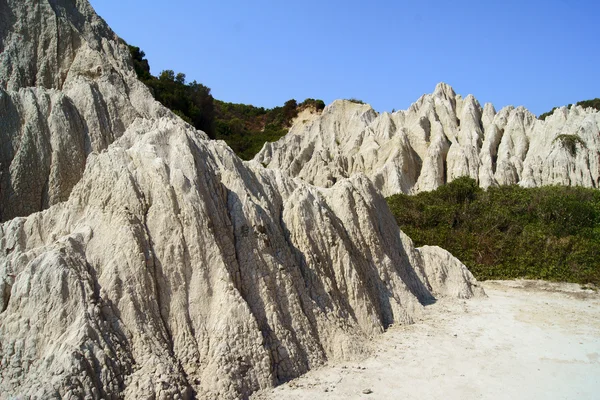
[0,119,483,399]
[0,0,166,221]
[257,84,600,196]
[0,1,483,399]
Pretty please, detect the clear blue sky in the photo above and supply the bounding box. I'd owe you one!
[89,0,599,115]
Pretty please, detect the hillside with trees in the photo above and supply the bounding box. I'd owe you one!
[129,46,216,137]
[538,98,600,120]
[129,45,324,159]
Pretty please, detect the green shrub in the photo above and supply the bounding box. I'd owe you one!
[128,45,216,138]
[577,98,600,111]
[539,98,600,120]
[553,134,586,156]
[128,45,151,81]
[300,98,326,111]
[346,98,365,104]
[539,107,558,121]
[386,177,600,285]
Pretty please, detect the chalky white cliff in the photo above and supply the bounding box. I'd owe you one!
[257,84,600,196]
[0,1,482,399]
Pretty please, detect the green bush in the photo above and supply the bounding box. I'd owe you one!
[386,177,600,285]
[577,98,600,111]
[300,98,326,111]
[539,107,558,121]
[128,45,216,138]
[553,134,587,156]
[213,99,299,160]
[346,98,365,104]
[539,98,600,120]
[128,45,152,81]
[212,97,328,159]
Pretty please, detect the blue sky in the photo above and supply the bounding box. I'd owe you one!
[89,0,599,115]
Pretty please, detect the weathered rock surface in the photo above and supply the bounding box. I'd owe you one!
[0,0,167,221]
[0,1,483,399]
[417,245,484,299]
[256,84,600,196]
[0,117,482,399]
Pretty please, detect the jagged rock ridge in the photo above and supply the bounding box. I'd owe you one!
[0,1,482,399]
[256,83,600,196]
[0,0,167,221]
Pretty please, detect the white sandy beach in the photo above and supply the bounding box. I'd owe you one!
[252,280,600,400]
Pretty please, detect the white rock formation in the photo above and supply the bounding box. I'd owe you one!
[257,84,600,196]
[0,117,484,399]
[0,0,166,221]
[0,1,483,399]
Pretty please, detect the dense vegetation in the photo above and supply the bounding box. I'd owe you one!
[129,46,216,137]
[539,98,600,120]
[214,98,324,160]
[386,177,600,285]
[129,46,325,159]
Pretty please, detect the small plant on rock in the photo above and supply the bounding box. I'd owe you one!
[553,134,587,156]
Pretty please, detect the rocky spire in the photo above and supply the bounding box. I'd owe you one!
[256,84,600,195]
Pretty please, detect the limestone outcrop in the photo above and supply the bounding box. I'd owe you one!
[0,1,483,399]
[0,0,167,221]
[0,117,482,399]
[256,84,600,196]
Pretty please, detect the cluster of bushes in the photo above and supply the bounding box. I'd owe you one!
[345,98,365,104]
[539,98,600,120]
[214,98,326,160]
[386,177,600,285]
[213,99,291,160]
[129,45,325,160]
[129,46,215,137]
[300,98,326,111]
[577,98,600,111]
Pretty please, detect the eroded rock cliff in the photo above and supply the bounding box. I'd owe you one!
[0,0,166,221]
[257,84,600,196]
[0,1,483,399]
[0,118,483,399]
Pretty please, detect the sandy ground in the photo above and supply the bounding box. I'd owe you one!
[252,280,600,400]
